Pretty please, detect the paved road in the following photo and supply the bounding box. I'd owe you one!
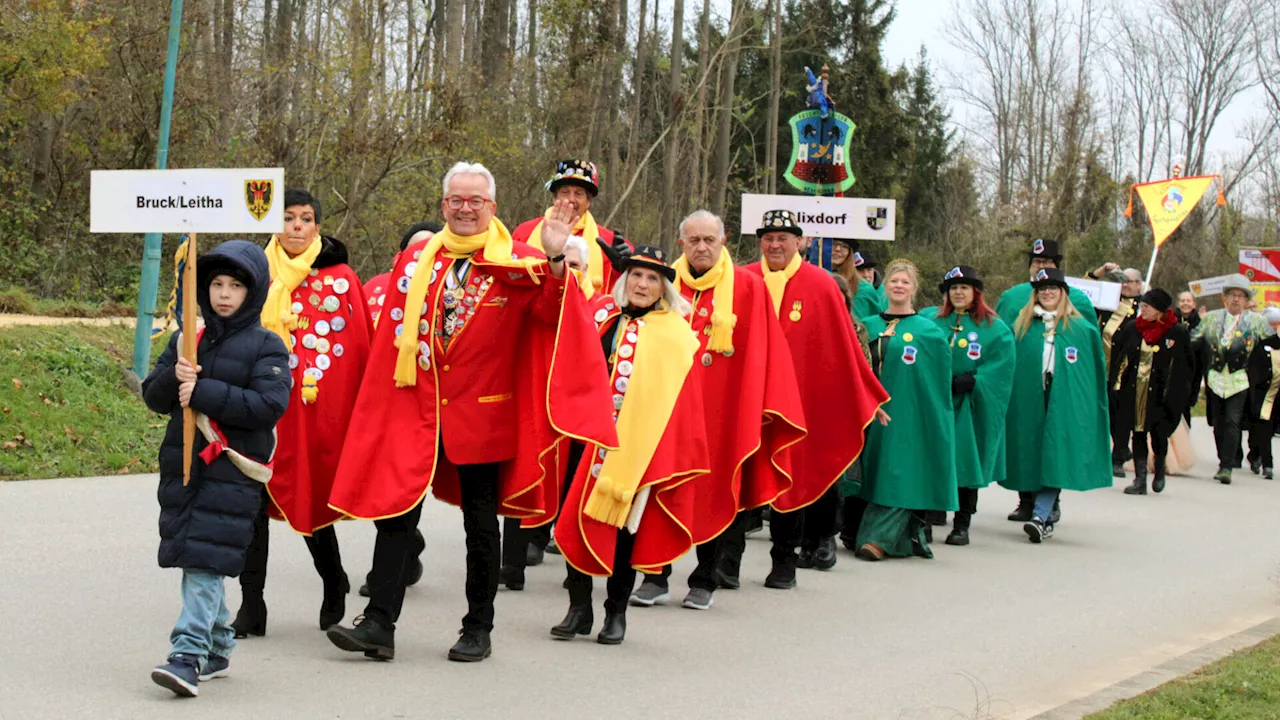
[2,419,1278,720]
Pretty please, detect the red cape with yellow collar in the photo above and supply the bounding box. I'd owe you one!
[746,260,887,511]
[512,218,625,294]
[328,236,618,522]
[679,267,807,543]
[270,246,372,535]
[555,297,710,575]
[362,267,394,326]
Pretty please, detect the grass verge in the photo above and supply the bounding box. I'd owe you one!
[0,324,168,480]
[1086,633,1280,719]
[0,286,135,318]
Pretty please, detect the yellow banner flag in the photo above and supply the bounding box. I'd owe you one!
[1127,174,1223,247]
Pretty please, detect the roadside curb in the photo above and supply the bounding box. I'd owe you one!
[1028,614,1280,719]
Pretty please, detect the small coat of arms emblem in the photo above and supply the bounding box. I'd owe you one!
[245,180,274,221]
[1065,347,1079,364]
[867,206,888,231]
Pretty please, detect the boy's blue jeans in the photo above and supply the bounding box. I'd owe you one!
[170,569,235,665]
[1033,488,1061,523]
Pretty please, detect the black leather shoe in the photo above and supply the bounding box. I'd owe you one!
[597,611,626,645]
[500,565,525,591]
[526,544,545,567]
[1112,463,1125,478]
[795,548,816,569]
[1007,504,1033,522]
[545,536,562,555]
[405,558,424,587]
[1250,458,1263,475]
[232,593,267,638]
[945,529,969,546]
[550,606,593,640]
[358,579,371,598]
[448,630,492,662]
[715,569,740,590]
[813,537,837,570]
[840,534,858,552]
[319,574,350,631]
[1123,476,1147,495]
[326,615,394,660]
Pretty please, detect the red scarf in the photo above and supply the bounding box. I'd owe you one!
[1135,309,1177,344]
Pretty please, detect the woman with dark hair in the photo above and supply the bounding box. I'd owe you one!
[1002,269,1111,542]
[844,258,956,561]
[922,266,1015,545]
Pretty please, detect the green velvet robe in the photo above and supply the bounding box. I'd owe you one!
[995,281,1097,327]
[1001,311,1112,493]
[853,279,887,321]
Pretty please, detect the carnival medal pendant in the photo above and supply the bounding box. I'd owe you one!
[789,300,803,323]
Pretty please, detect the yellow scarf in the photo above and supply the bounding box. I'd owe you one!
[674,248,736,353]
[393,219,539,387]
[528,209,604,292]
[263,235,322,351]
[570,269,595,300]
[761,252,803,316]
[584,308,699,527]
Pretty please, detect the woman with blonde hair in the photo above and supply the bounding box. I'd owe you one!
[1001,268,1111,542]
[843,258,956,561]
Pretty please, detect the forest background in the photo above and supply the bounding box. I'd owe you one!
[3,0,1280,308]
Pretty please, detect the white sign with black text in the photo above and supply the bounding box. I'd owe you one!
[740,194,896,241]
[1064,276,1122,312]
[90,167,285,234]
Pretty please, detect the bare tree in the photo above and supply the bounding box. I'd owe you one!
[659,0,687,236]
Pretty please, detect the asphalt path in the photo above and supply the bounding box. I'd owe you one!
[2,418,1277,719]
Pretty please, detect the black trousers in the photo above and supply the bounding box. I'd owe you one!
[1131,429,1170,470]
[952,487,979,530]
[652,539,721,592]
[1209,391,1247,471]
[501,441,584,570]
[1110,393,1131,465]
[799,486,843,550]
[717,505,800,578]
[1247,418,1275,468]
[564,529,636,613]
[365,460,501,633]
[240,486,346,595]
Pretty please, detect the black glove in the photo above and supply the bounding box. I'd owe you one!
[951,371,977,396]
[598,233,632,273]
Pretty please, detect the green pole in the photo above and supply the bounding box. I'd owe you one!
[132,0,185,378]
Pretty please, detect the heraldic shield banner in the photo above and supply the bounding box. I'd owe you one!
[784,109,856,195]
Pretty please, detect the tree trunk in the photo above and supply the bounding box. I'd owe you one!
[659,0,685,239]
[709,0,744,217]
[690,0,710,205]
[764,0,781,195]
[447,0,464,76]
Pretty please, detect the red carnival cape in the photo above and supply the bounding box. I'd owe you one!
[362,266,394,326]
[329,237,618,522]
[679,267,807,543]
[269,262,371,535]
[746,261,887,511]
[512,217,626,293]
[555,299,710,575]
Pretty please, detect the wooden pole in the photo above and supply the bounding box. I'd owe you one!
[182,233,198,485]
[1143,243,1160,293]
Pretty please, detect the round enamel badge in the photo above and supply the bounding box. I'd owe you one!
[333,278,350,295]
[315,354,331,371]
[330,316,346,332]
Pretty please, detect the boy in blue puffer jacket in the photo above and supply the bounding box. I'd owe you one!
[141,240,290,697]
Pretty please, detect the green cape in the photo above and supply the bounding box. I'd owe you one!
[923,308,1016,488]
[995,282,1097,327]
[854,279,887,320]
[1001,312,1112,492]
[855,314,958,511]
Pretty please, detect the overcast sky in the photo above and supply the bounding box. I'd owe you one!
[879,0,1269,164]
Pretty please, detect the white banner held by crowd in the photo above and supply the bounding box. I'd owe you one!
[1064,276,1122,312]
[741,194,896,241]
[1188,274,1232,298]
[90,168,285,234]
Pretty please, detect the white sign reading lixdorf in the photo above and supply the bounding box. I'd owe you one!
[740,194,896,241]
[90,168,285,234]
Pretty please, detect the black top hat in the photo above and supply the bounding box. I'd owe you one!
[1031,267,1069,290]
[939,265,985,294]
[1027,238,1063,264]
[1140,288,1173,312]
[853,249,877,269]
[756,209,804,238]
[546,159,600,197]
[625,244,677,282]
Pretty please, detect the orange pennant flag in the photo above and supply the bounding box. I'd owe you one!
[1131,174,1222,247]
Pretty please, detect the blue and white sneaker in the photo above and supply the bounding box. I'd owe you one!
[1024,518,1046,544]
[151,653,200,697]
[198,654,230,681]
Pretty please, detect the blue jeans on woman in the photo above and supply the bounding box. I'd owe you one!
[1033,489,1061,524]
[170,568,235,665]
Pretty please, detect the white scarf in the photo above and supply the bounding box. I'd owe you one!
[1034,305,1058,387]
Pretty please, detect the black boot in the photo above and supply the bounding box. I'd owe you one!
[526,543,545,567]
[1112,463,1125,478]
[448,629,492,662]
[597,610,626,645]
[326,614,394,660]
[1007,495,1033,522]
[550,605,593,640]
[795,546,816,569]
[319,574,350,631]
[499,565,525,591]
[232,592,267,638]
[764,552,798,589]
[1152,455,1167,493]
[1124,465,1148,495]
